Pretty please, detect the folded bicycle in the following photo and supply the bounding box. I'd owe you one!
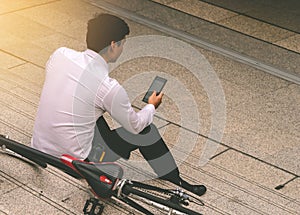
[0,135,204,215]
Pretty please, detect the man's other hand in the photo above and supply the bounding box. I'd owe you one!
[148,91,163,109]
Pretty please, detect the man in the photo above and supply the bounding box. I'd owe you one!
[31,14,206,196]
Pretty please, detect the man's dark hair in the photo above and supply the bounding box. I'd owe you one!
[86,14,130,53]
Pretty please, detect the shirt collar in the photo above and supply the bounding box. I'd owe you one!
[84,49,108,70]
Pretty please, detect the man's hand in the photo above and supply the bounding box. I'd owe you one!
[148,91,163,109]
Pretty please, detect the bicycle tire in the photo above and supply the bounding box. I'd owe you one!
[122,184,202,215]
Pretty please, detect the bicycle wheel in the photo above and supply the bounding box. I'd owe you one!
[122,184,202,215]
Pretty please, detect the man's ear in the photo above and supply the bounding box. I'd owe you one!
[110,41,117,49]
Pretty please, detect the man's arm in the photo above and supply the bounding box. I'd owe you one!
[101,82,158,134]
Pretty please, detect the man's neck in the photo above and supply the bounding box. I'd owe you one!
[100,53,110,63]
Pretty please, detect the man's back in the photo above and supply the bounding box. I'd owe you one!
[31,47,108,159]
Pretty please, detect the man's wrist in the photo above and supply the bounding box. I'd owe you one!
[145,103,156,112]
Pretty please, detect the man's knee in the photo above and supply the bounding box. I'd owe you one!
[140,123,159,135]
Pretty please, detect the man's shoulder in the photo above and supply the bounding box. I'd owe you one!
[49,47,85,65]
[53,47,79,56]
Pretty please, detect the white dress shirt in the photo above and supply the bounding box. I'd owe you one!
[31,47,155,159]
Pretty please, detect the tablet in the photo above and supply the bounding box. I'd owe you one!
[142,76,167,103]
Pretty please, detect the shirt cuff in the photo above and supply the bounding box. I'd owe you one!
[144,104,156,113]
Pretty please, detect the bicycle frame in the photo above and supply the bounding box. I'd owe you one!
[118,180,203,215]
[0,135,202,215]
[0,135,82,178]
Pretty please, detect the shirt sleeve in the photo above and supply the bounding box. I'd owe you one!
[100,78,155,134]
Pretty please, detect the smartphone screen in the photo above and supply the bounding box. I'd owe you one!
[142,76,167,103]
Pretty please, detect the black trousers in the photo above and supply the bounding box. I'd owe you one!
[87,116,180,179]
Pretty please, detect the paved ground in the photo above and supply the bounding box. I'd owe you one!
[195,0,300,33]
[0,0,299,214]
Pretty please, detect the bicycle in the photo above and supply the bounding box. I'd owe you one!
[0,135,204,215]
